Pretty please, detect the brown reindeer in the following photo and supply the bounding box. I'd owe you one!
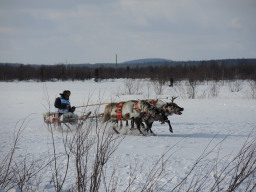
[145,97,184,133]
[128,97,184,135]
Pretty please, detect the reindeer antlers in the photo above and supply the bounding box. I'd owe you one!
[171,96,178,103]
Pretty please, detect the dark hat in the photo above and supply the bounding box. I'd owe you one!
[60,90,71,96]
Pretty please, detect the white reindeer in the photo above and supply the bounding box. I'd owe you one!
[102,100,157,136]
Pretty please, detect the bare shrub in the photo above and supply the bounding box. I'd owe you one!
[0,116,47,192]
[170,80,198,99]
[124,79,134,95]
[0,124,23,190]
[116,134,256,192]
[0,96,124,192]
[124,79,143,95]
[48,125,71,192]
[45,101,124,192]
[221,136,256,192]
[171,81,189,99]
[248,80,256,99]
[198,89,208,99]
[170,135,256,192]
[10,155,47,192]
[142,79,152,98]
[152,79,166,95]
[187,79,199,99]
[121,138,188,192]
[66,121,124,192]
[229,80,243,92]
[208,81,221,98]
[42,88,125,191]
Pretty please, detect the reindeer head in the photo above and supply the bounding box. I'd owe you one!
[165,97,184,115]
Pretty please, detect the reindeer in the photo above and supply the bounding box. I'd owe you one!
[128,97,184,135]
[102,100,158,136]
[145,97,184,133]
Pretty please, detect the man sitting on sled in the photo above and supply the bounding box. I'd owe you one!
[54,90,78,124]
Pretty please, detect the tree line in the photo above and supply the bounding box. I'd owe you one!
[0,59,255,82]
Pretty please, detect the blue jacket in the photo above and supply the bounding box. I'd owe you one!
[54,97,74,114]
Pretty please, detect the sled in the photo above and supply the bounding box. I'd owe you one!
[43,111,91,131]
[87,113,104,122]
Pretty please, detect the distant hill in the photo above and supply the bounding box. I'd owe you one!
[122,58,173,64]
[0,63,24,67]
[0,58,255,68]
[119,58,256,68]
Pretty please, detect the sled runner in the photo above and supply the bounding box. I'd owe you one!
[43,111,91,131]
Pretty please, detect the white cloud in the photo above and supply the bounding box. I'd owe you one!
[230,18,242,28]
[0,0,255,64]
[0,27,16,34]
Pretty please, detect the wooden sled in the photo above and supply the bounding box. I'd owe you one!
[43,111,91,131]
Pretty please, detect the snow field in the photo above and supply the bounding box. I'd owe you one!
[0,79,256,191]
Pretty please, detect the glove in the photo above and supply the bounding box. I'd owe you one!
[71,106,76,113]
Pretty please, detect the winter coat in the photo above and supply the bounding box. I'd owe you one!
[54,97,75,114]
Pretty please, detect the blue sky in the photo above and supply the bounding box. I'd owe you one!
[0,0,255,64]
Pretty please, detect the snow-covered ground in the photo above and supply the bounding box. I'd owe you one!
[0,79,256,191]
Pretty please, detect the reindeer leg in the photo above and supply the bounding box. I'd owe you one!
[145,121,156,136]
[135,119,145,136]
[113,127,120,134]
[166,120,173,133]
[126,120,129,127]
[112,120,120,134]
[149,123,156,136]
[130,117,136,130]
[144,121,150,132]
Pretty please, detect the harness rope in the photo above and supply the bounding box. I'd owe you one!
[75,97,170,108]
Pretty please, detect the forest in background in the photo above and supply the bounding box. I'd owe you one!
[0,58,256,82]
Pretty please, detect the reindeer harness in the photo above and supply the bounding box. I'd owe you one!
[164,105,171,114]
[134,102,141,112]
[134,101,151,118]
[116,102,124,120]
[151,99,170,114]
[151,99,158,106]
